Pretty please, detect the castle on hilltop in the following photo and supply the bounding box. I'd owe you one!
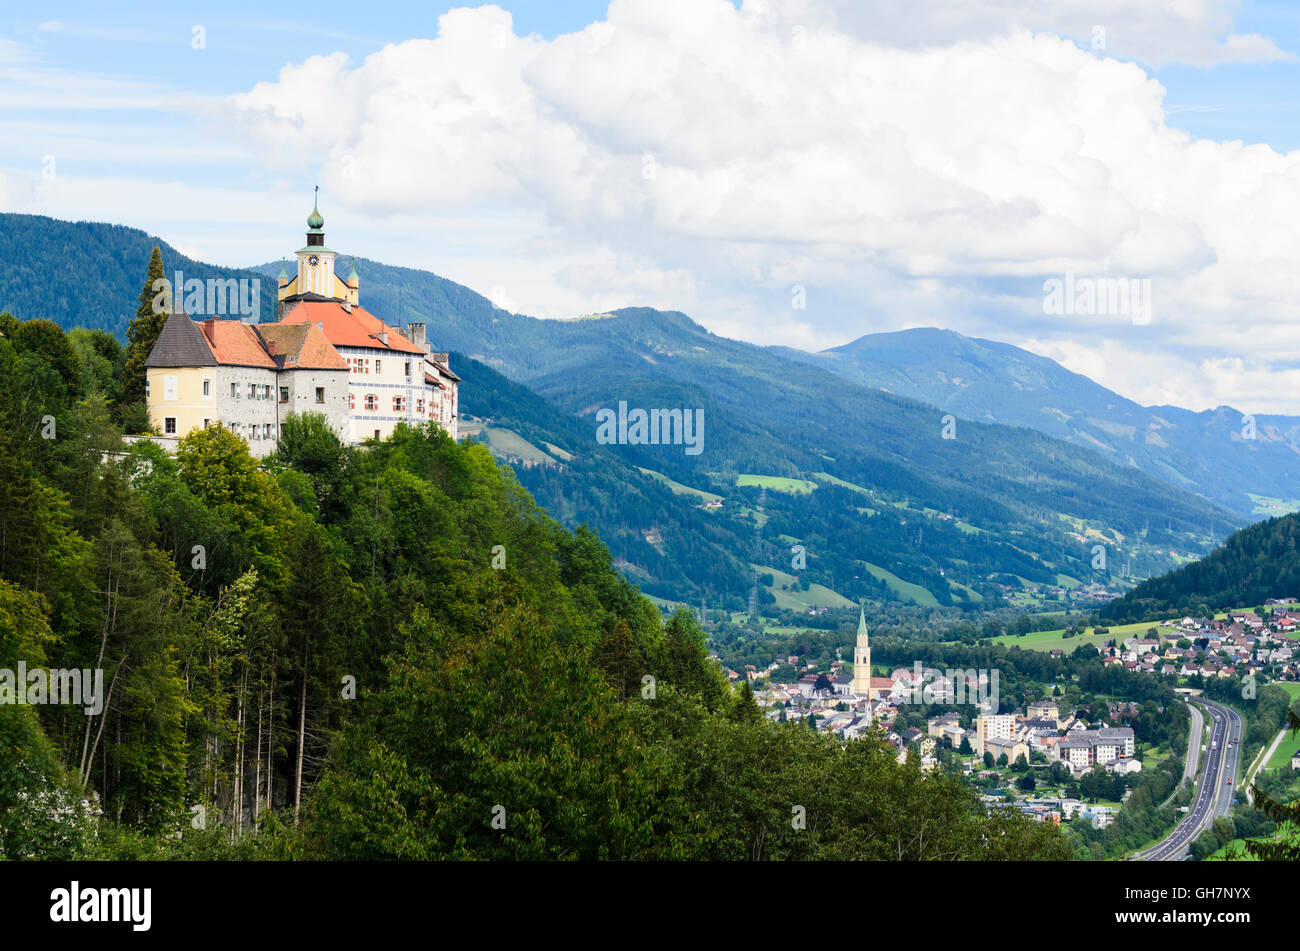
[145,195,459,455]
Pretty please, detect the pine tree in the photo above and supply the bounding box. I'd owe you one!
[122,246,169,407]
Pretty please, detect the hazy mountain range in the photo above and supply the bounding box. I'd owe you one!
[774,329,1300,519]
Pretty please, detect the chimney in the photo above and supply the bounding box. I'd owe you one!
[433,352,449,367]
[407,322,428,352]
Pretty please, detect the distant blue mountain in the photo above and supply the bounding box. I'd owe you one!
[772,327,1300,517]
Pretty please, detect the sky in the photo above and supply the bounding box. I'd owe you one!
[6,0,1300,413]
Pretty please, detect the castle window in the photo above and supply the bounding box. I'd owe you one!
[164,417,177,435]
[248,383,256,399]
[375,359,382,374]
[393,395,405,412]
[265,423,273,439]
[315,387,325,403]
[231,382,238,398]
[365,394,377,411]
[405,361,411,377]
[349,392,355,411]
[202,379,211,397]
[280,386,289,403]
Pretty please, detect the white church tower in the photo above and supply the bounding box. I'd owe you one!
[852,604,872,698]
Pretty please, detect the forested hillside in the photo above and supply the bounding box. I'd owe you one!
[0,214,277,331]
[0,310,1069,860]
[1100,513,1300,622]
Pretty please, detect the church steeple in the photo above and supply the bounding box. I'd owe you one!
[852,603,872,701]
[306,186,325,246]
[289,187,338,299]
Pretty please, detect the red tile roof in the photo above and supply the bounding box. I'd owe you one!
[280,300,424,355]
[199,319,276,368]
[256,321,349,371]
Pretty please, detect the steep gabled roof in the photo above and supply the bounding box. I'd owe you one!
[256,321,349,371]
[145,312,217,368]
[199,319,276,368]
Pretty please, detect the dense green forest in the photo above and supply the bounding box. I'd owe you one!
[0,307,1070,860]
[1100,513,1300,621]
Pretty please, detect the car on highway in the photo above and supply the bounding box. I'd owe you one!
[1226,778,1232,784]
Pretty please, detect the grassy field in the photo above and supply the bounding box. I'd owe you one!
[991,619,1166,652]
[761,624,822,636]
[755,563,856,610]
[810,472,872,495]
[1141,743,1171,770]
[1264,687,1300,771]
[636,467,723,502]
[1266,730,1300,770]
[1247,493,1300,517]
[859,560,939,607]
[1206,827,1300,861]
[473,427,556,466]
[946,579,985,603]
[738,473,818,494]
[645,593,694,612]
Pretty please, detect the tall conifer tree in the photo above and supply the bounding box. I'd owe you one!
[122,246,169,405]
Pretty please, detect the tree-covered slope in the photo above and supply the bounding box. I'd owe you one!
[0,214,278,330]
[0,310,1069,861]
[1100,513,1300,621]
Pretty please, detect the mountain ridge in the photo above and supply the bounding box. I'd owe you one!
[774,326,1300,518]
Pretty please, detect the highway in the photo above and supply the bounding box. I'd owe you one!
[1134,696,1243,861]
